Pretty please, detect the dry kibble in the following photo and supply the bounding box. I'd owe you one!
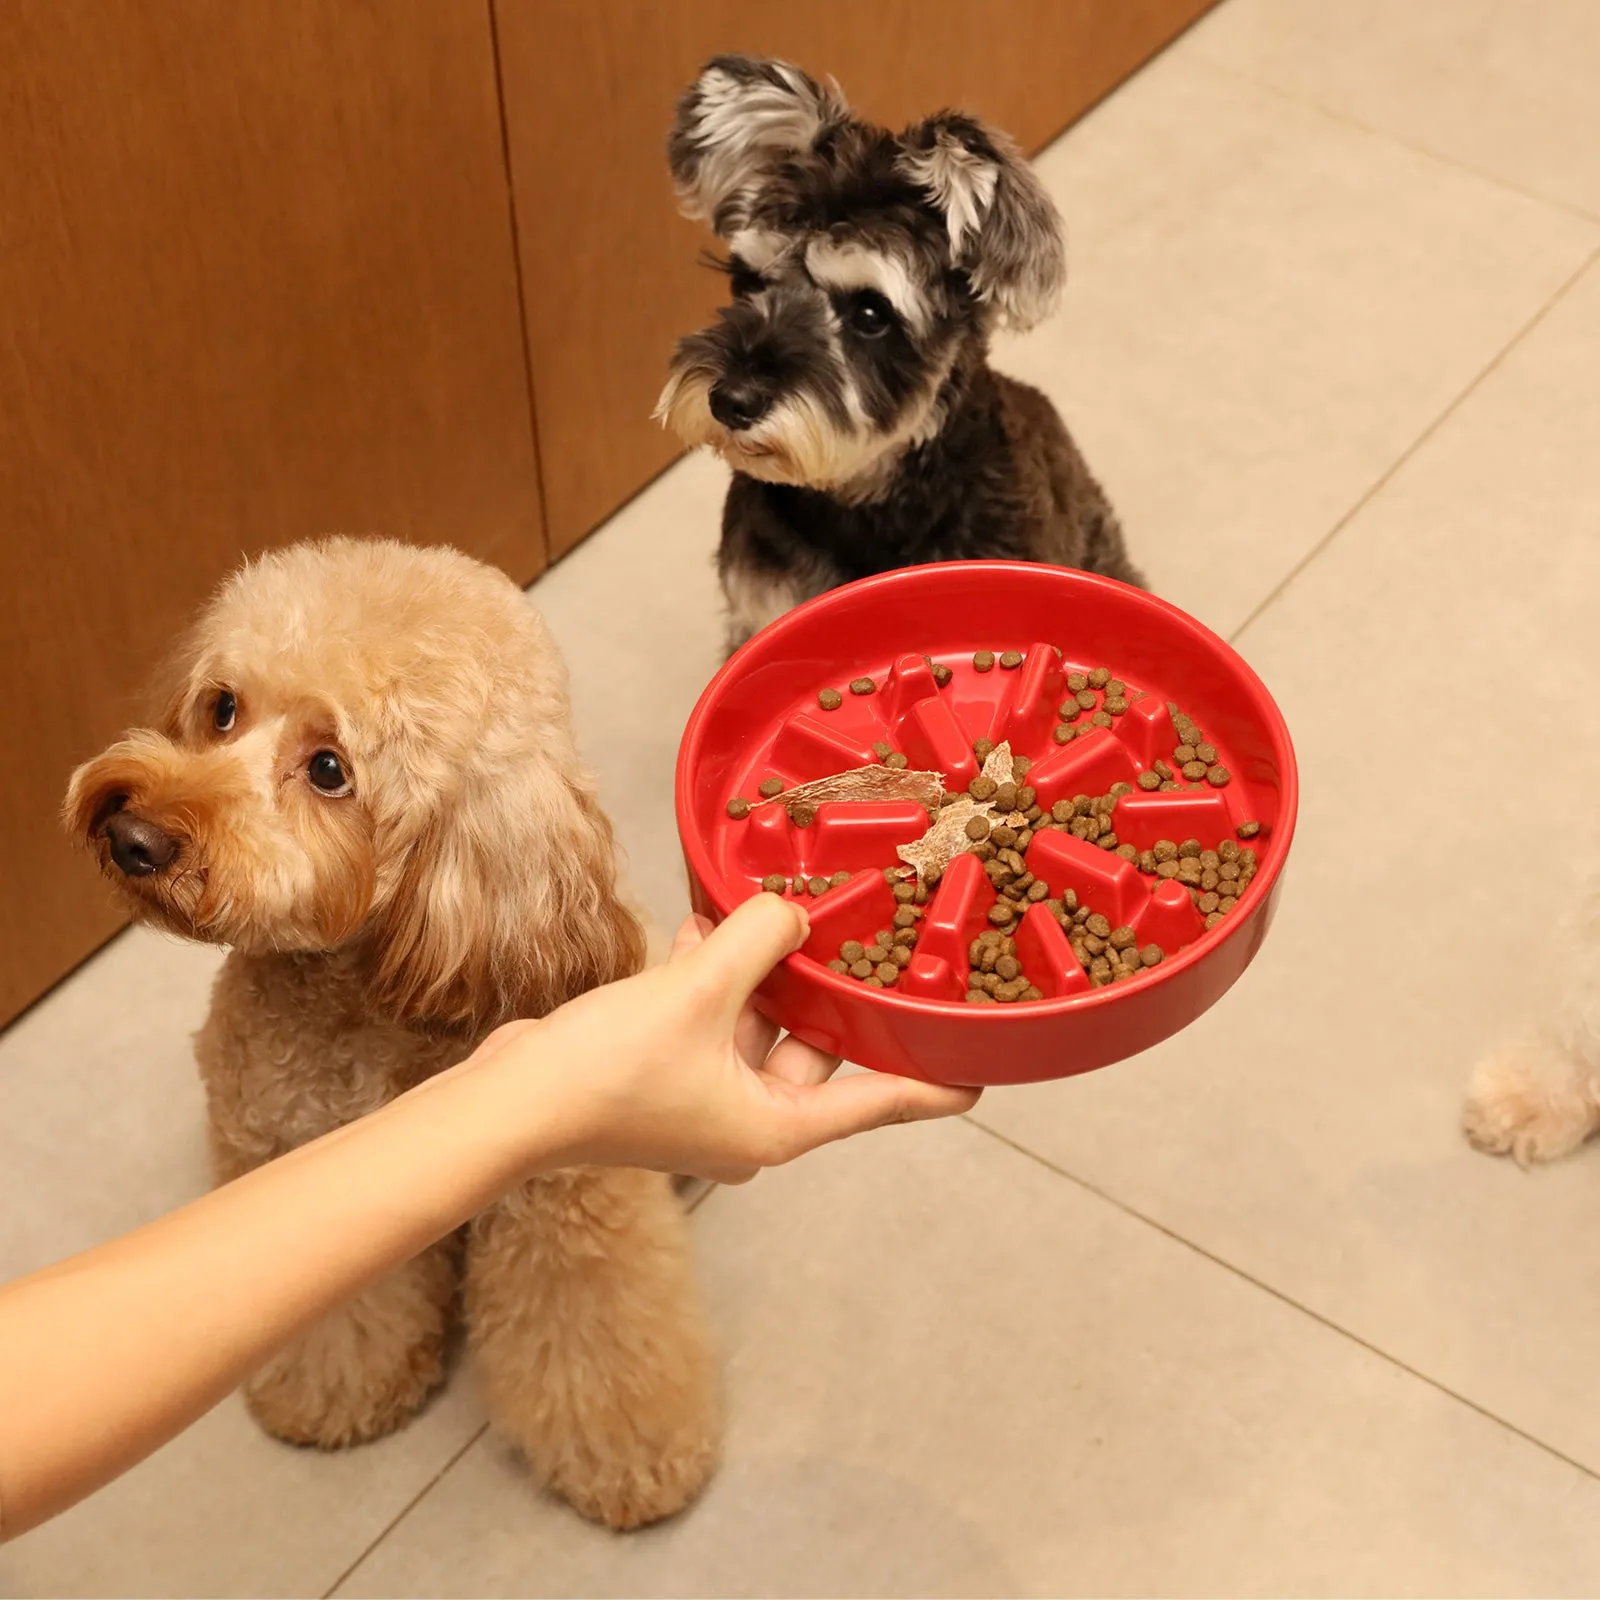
[758,777,785,798]
[1051,800,1075,824]
[1219,839,1240,862]
[1027,879,1051,901]
[1239,847,1258,868]
[963,816,991,843]
[994,781,1018,811]
[892,906,918,929]
[872,740,892,759]
[1137,770,1161,791]
[973,650,996,672]
[941,790,963,807]
[1237,820,1261,839]
[1219,895,1238,912]
[1154,760,1174,780]
[1153,839,1178,862]
[1177,859,1203,887]
[830,871,850,888]
[1023,985,1044,1001]
[864,976,884,987]
[1198,891,1220,914]
[965,989,994,1005]
[805,875,832,895]
[893,881,917,903]
[973,841,997,862]
[840,940,865,963]
[1015,828,1035,850]
[1174,744,1196,765]
[827,958,849,974]
[885,753,909,769]
[1160,780,1183,792]
[999,650,1024,669]
[789,803,816,827]
[988,902,1016,927]
[1205,911,1224,930]
[1206,765,1231,787]
[894,926,918,947]
[1105,697,1129,715]
[1140,944,1164,968]
[849,958,873,979]
[1200,868,1220,891]
[849,677,875,695]
[761,874,786,894]
[1067,671,1088,693]
[969,775,998,801]
[875,962,899,985]
[1090,956,1112,980]
[1109,925,1137,950]
[1116,843,1138,862]
[1086,912,1112,938]
[864,943,888,963]
[1071,690,1095,713]
[930,661,953,686]
[1106,679,1126,697]
[1182,760,1208,781]
[1017,784,1037,809]
[818,687,843,710]
[990,823,1017,848]
[1137,850,1158,874]
[995,955,1021,981]
[1092,710,1113,729]
[1088,667,1110,688]
[1155,859,1181,879]
[1179,838,1202,858]
[1058,700,1081,722]
[1218,861,1240,882]
[726,796,750,819]
[973,737,995,762]
[1196,743,1217,765]
[1054,723,1076,744]
[1097,832,1119,850]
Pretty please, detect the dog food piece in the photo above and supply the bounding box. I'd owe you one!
[849,677,876,695]
[973,650,996,672]
[994,954,1021,981]
[1016,784,1036,810]
[998,649,1023,670]
[1152,839,1179,863]
[726,796,751,819]
[830,871,851,890]
[1179,760,1205,781]
[1198,890,1221,915]
[1236,820,1261,839]
[1135,850,1157,875]
[1218,839,1241,863]
[893,881,917,903]
[972,738,995,765]
[1205,911,1224,931]
[893,926,918,948]
[761,874,786,894]
[1090,710,1112,729]
[1012,755,1032,778]
[929,660,952,687]
[1090,955,1112,980]
[987,902,1016,927]
[864,943,889,964]
[758,777,785,799]
[1139,944,1164,968]
[1053,723,1076,744]
[969,775,998,801]
[1219,895,1238,912]
[1155,859,1182,879]
[789,802,816,827]
[1218,861,1240,883]
[1206,765,1231,787]
[1200,868,1221,892]
[1015,827,1035,850]
[1159,780,1182,792]
[1066,671,1088,693]
[1173,744,1196,766]
[806,876,829,896]
[872,740,892,759]
[1196,743,1217,765]
[840,939,866,964]
[892,906,919,930]
[1085,912,1111,939]
[1105,696,1129,716]
[1074,689,1098,712]
[874,961,900,986]
[1178,838,1202,858]
[818,687,843,710]
[1177,859,1204,887]
[1097,832,1119,850]
[1109,925,1137,950]
[1027,879,1051,902]
[884,752,909,770]
[1136,770,1163,792]
[990,822,1018,848]
[827,958,849,974]
[965,988,994,1004]
[863,976,884,987]
[1058,700,1081,722]
[992,780,1017,812]
[849,958,873,979]
[1105,679,1126,698]
[1088,667,1110,689]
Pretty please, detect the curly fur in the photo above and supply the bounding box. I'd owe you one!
[63,537,718,1528]
[1462,870,1600,1166]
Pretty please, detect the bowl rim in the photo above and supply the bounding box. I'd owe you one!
[675,560,1299,1021]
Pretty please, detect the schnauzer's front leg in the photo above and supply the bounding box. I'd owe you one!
[465,1167,719,1529]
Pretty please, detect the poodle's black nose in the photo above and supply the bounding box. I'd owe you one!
[103,810,179,877]
[709,380,772,432]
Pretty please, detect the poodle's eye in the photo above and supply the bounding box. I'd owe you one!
[844,290,895,338]
[729,259,764,300]
[307,750,352,797]
[212,690,237,733]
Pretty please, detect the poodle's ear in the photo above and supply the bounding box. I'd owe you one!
[897,111,1065,330]
[668,54,846,235]
[368,755,646,1034]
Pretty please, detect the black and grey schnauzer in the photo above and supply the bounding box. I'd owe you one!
[656,55,1144,652]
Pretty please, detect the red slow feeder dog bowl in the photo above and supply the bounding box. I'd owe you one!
[675,562,1297,1086]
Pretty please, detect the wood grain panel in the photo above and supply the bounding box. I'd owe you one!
[0,0,543,1026]
[494,0,1216,554]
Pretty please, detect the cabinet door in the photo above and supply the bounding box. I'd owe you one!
[0,0,543,1026]
[493,0,1215,555]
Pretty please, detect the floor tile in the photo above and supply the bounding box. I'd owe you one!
[0,929,490,1598]
[991,48,1597,637]
[1186,0,1600,220]
[338,1118,1600,1599]
[972,257,1600,1472]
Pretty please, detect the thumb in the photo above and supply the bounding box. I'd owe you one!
[689,891,809,1013]
[774,1072,982,1159]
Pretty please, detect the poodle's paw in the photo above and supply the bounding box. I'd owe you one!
[548,1429,720,1530]
[1462,1042,1600,1167]
[243,1333,446,1449]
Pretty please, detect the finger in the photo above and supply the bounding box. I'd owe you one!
[760,1031,843,1088]
[770,1072,981,1159]
[733,1004,780,1070]
[668,914,709,964]
[688,892,810,1013]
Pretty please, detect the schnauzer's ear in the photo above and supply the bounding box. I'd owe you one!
[668,54,846,234]
[368,721,646,1034]
[898,112,1065,331]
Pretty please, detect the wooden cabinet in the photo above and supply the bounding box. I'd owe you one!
[0,0,544,1025]
[492,0,1216,554]
[0,0,1211,1027]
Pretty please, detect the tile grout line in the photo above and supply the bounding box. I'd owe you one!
[1187,51,1600,227]
[1226,240,1600,645]
[964,1115,1600,1487]
[321,1421,490,1599]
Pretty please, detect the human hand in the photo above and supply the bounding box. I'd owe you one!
[473,893,980,1183]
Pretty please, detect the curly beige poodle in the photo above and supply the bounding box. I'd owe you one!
[62,536,719,1529]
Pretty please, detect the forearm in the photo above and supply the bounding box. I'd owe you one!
[0,1029,571,1541]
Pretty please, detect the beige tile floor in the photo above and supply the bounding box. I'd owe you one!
[6,2,1600,1593]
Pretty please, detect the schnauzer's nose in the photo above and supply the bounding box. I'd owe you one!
[709,379,772,432]
[103,809,179,878]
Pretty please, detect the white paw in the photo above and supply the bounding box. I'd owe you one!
[1462,1042,1599,1167]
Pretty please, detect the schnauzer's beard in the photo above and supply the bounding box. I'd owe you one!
[654,363,947,497]
[64,731,375,954]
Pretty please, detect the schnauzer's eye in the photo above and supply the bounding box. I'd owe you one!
[844,290,895,338]
[728,261,764,299]
[307,750,352,797]
[212,690,237,733]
